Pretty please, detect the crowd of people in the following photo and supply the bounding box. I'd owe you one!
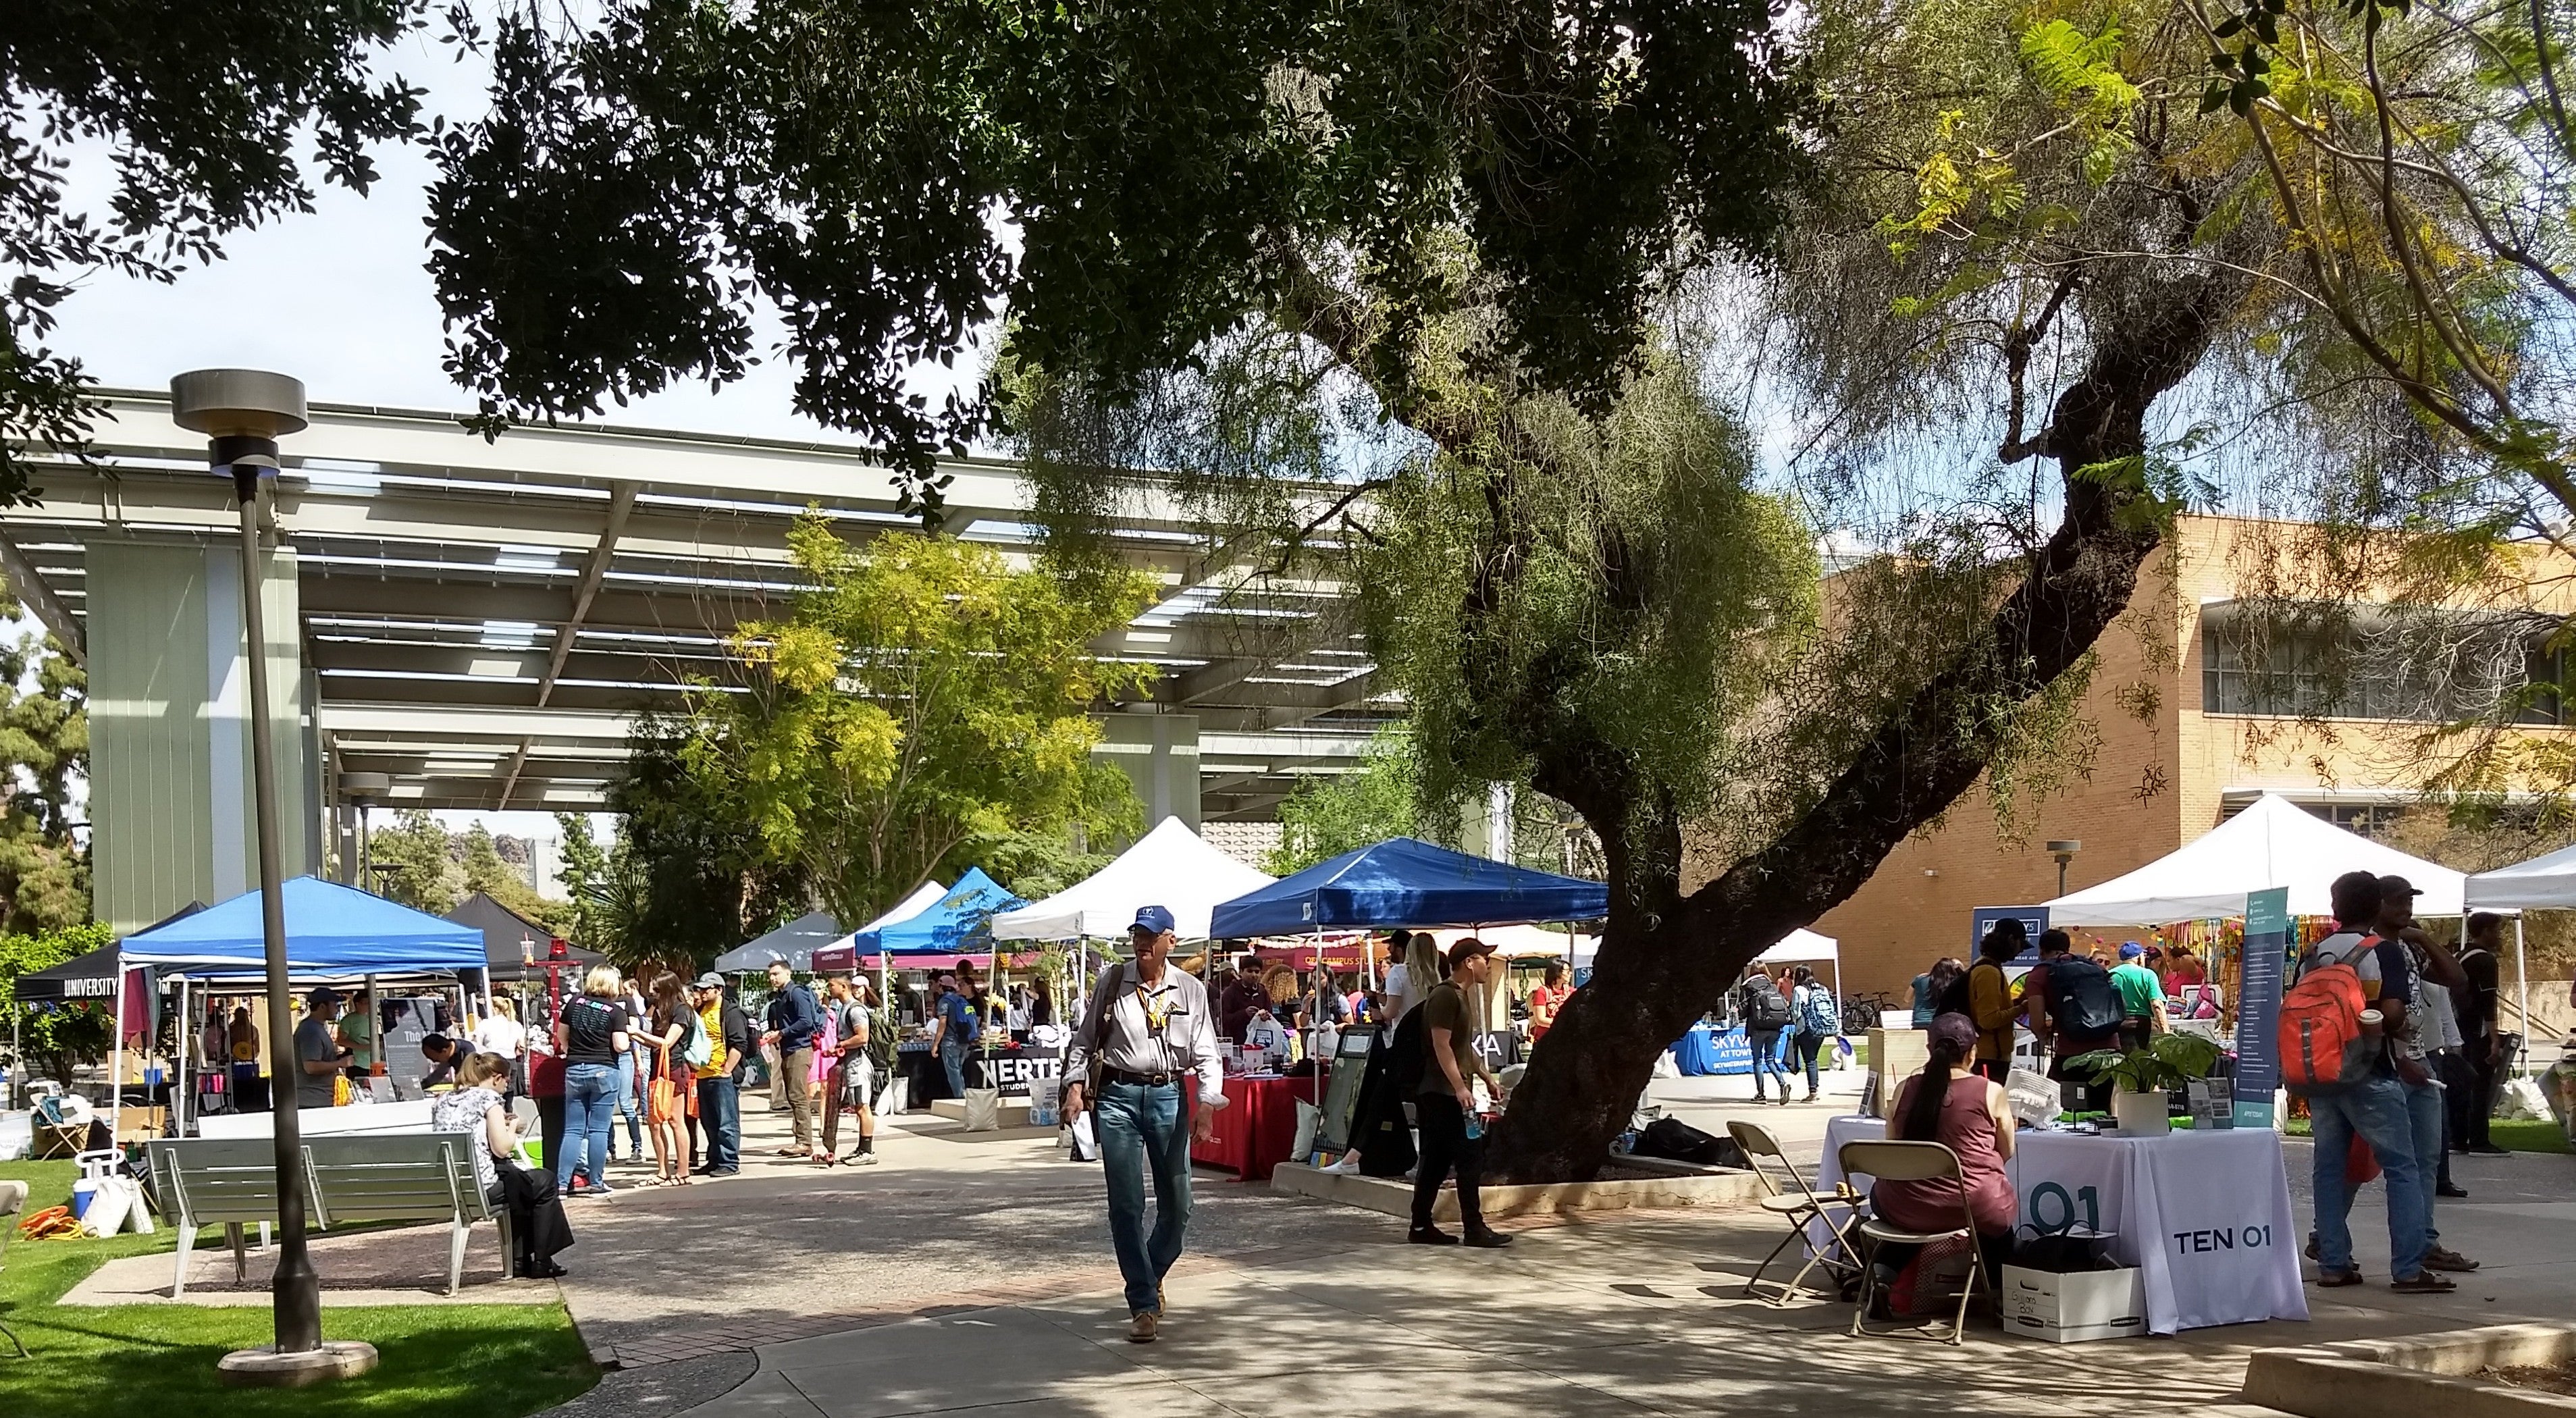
[1870,866,2506,1308]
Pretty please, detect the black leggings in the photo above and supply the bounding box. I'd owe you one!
[1873,1228,2013,1294]
[1411,1093,1486,1233]
[492,1165,575,1267]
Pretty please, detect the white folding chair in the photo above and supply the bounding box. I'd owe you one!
[1726,1120,1863,1305]
[1838,1138,1990,1345]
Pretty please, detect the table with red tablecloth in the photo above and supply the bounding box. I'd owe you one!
[1190,1074,1321,1180]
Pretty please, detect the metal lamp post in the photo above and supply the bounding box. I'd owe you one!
[170,370,373,1383]
[2047,839,2082,897]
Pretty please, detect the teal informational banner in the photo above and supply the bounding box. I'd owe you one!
[2232,887,2290,1129]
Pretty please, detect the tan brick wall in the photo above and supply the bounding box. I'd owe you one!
[1801,516,2576,1000]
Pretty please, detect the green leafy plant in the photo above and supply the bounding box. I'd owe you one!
[2068,1032,2224,1095]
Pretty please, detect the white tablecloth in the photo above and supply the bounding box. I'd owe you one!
[1816,1114,2308,1334]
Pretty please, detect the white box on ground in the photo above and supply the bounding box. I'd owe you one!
[1999,1265,2147,1343]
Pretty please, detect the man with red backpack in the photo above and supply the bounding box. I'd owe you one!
[2293,871,2448,1294]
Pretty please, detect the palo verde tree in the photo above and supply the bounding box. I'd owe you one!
[673,516,1151,931]
[422,0,2320,1179]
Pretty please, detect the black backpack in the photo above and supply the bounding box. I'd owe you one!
[1740,977,1793,1031]
[1633,1117,1748,1168]
[2048,958,2124,1037]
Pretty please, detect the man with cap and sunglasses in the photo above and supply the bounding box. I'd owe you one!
[689,972,752,1177]
[1062,904,1227,1345]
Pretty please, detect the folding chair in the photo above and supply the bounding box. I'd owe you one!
[1838,1138,1989,1346]
[0,1180,28,1357]
[1726,1120,1864,1305]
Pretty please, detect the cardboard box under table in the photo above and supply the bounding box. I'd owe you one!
[1999,1265,2149,1344]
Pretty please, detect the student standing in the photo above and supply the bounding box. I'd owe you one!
[2453,914,2509,1156]
[1410,939,1512,1248]
[821,976,882,1166]
[2108,943,2169,1051]
[1062,906,1227,1344]
[762,960,826,1161]
[554,966,631,1197]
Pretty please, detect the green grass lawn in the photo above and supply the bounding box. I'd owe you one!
[3,1160,597,1418]
[2284,1115,2569,1153]
[2490,1118,2572,1154]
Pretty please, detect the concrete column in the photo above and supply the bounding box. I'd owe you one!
[1460,781,1516,861]
[1094,711,1200,834]
[86,535,317,934]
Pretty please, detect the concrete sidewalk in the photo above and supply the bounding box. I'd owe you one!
[610,1101,2571,1418]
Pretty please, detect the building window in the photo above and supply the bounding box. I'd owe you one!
[2201,612,2564,725]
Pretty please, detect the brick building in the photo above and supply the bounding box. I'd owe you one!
[1809,515,2576,1000]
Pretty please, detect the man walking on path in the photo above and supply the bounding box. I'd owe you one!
[763,960,826,1161]
[691,974,748,1176]
[1063,905,1227,1345]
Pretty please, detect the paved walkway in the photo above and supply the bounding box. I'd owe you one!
[558,1076,2572,1418]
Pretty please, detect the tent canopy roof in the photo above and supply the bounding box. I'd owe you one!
[713,910,843,974]
[120,877,485,974]
[858,868,1023,956]
[1210,837,1606,937]
[2465,841,2576,910]
[812,882,949,972]
[1756,927,1839,964]
[991,817,1276,942]
[445,893,602,980]
[2044,793,2464,924]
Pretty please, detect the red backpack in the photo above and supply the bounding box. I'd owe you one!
[2278,934,2380,1094]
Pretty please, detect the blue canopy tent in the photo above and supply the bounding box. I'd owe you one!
[109,877,485,1136]
[857,868,1026,957]
[1210,838,1607,1073]
[120,876,485,975]
[1209,837,1607,937]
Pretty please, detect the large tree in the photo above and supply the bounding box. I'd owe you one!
[0,610,86,933]
[425,0,2311,1180]
[0,1,425,502]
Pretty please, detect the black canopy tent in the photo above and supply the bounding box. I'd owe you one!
[446,893,602,985]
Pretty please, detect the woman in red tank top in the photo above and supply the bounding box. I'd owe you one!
[1870,1012,2020,1295]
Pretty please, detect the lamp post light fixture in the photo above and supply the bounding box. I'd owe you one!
[2047,839,2083,898]
[169,369,377,1384]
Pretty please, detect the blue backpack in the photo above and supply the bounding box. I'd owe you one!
[1797,984,1839,1036]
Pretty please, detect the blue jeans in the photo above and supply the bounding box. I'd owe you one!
[2402,1076,2445,1250]
[557,1062,619,1191]
[1748,1030,1791,1099]
[614,1051,643,1157]
[2308,1075,2432,1278]
[1095,1080,1192,1315]
[939,1036,970,1098]
[696,1073,740,1172]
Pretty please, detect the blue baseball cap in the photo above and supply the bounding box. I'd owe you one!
[1130,905,1176,936]
[2118,941,2145,960]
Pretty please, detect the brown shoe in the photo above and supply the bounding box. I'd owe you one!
[2423,1247,2481,1273]
[2390,1271,2457,1294]
[1127,1310,1159,1343]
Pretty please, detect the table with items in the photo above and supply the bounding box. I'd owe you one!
[1668,1022,1790,1077]
[1813,1113,2308,1334]
[1190,1073,1322,1181]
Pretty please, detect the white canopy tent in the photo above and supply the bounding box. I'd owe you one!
[2045,793,2465,924]
[991,816,1276,943]
[1425,923,1596,959]
[1565,926,1839,994]
[821,881,950,955]
[2463,849,2573,1078]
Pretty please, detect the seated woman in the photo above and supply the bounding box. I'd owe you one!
[1869,1012,2018,1300]
[430,1051,575,1279]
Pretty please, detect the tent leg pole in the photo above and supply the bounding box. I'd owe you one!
[109,965,124,1145]
[2515,916,2531,1079]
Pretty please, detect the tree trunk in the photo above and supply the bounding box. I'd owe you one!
[1485,265,2249,1184]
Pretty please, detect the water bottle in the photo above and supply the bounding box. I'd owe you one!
[1465,1112,1484,1141]
[1616,1128,1637,1155]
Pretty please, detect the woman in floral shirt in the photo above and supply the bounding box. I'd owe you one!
[431,1051,575,1278]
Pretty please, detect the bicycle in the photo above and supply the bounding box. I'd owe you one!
[1839,991,1897,1035]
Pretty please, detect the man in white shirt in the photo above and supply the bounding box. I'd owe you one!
[1062,905,1227,1346]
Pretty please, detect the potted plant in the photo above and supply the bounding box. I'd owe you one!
[2066,1033,2224,1136]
